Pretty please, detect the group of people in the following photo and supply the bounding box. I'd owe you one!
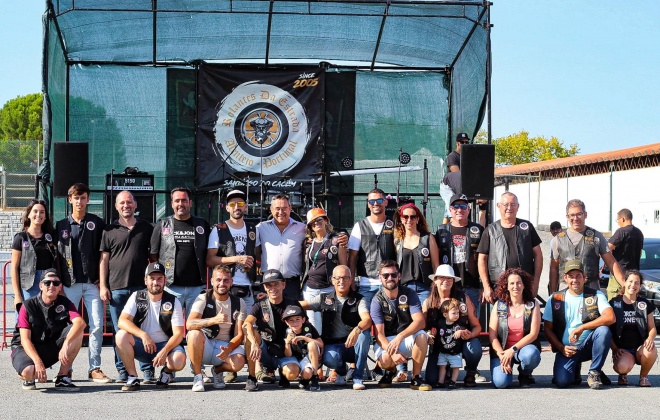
[9,182,657,392]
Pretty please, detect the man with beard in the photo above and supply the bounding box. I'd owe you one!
[370,260,431,391]
[187,265,247,392]
[115,262,186,391]
[150,187,209,314]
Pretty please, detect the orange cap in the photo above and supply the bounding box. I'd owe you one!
[306,207,327,225]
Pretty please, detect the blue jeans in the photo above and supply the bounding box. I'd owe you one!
[358,281,380,308]
[21,269,44,300]
[463,287,482,319]
[302,284,334,335]
[64,283,104,372]
[552,326,612,388]
[322,330,371,381]
[109,286,150,376]
[426,337,482,384]
[165,284,205,317]
[490,344,541,388]
[406,281,430,305]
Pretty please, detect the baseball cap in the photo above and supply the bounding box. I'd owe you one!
[564,259,584,274]
[306,207,327,225]
[41,268,60,282]
[261,269,285,284]
[226,189,247,202]
[456,132,470,143]
[450,193,469,205]
[281,305,305,321]
[145,262,166,276]
[429,264,461,281]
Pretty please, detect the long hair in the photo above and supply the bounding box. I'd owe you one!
[394,203,429,241]
[494,267,534,304]
[619,269,644,296]
[21,199,54,234]
[426,276,461,310]
[305,218,334,240]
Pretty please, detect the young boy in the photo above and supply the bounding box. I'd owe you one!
[431,299,465,389]
[281,305,324,391]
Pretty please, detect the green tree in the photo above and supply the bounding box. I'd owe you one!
[475,129,579,167]
[0,93,43,140]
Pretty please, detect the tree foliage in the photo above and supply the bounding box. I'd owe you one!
[0,93,43,141]
[475,129,579,167]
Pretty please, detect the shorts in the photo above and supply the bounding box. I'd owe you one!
[200,335,245,366]
[622,348,643,365]
[292,343,322,371]
[259,340,298,369]
[11,324,73,374]
[373,330,427,360]
[437,353,462,368]
[133,337,185,365]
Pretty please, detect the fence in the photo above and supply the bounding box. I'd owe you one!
[0,139,41,210]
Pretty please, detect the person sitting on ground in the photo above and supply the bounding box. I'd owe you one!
[10,269,85,391]
[428,298,465,389]
[282,305,324,391]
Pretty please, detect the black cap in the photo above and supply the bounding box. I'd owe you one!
[41,268,60,282]
[456,132,470,143]
[145,262,166,276]
[450,193,469,205]
[281,305,305,321]
[226,189,247,202]
[261,269,285,284]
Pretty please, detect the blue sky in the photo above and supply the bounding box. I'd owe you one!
[2,2,659,155]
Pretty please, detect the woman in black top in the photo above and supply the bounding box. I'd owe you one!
[609,270,657,387]
[10,199,57,309]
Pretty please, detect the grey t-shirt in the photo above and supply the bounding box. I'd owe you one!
[307,294,369,340]
[550,229,610,263]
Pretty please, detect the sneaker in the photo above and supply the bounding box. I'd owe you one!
[434,381,446,389]
[224,371,237,383]
[599,371,612,386]
[121,377,140,392]
[256,370,275,384]
[464,370,477,387]
[410,375,432,391]
[54,376,80,392]
[474,370,487,383]
[278,369,291,389]
[156,369,174,387]
[378,370,394,388]
[371,366,384,382]
[393,371,408,382]
[309,375,321,391]
[202,370,212,384]
[298,379,310,389]
[213,369,226,389]
[352,379,366,390]
[518,373,533,388]
[22,379,36,390]
[617,373,629,386]
[640,376,652,387]
[114,372,128,383]
[447,380,456,389]
[142,370,156,384]
[335,375,347,386]
[89,369,111,384]
[345,367,355,383]
[245,375,259,392]
[587,370,603,390]
[191,373,205,392]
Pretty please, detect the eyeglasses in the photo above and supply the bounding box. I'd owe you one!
[227,201,245,208]
[567,212,585,219]
[310,216,326,225]
[42,280,62,287]
[401,214,418,221]
[451,203,468,210]
[499,203,519,208]
[380,272,399,279]
[367,198,385,205]
[332,276,352,282]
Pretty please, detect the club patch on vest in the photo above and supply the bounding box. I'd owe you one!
[438,328,445,335]
[329,245,338,254]
[384,220,394,229]
[347,298,356,305]
[44,234,52,242]
[613,300,622,308]
[304,326,309,332]
[86,221,96,231]
[196,226,205,235]
[249,231,256,241]
[525,301,535,310]
[638,301,647,311]
[55,305,66,313]
[554,302,561,310]
[443,255,449,264]
[469,226,480,234]
[325,297,334,305]
[421,247,429,257]
[22,241,30,249]
[497,301,507,311]
[206,303,214,309]
[519,222,528,230]
[137,302,148,311]
[584,297,595,306]
[263,312,270,323]
[162,302,173,312]
[233,310,240,320]
[66,258,72,268]
[586,230,594,238]
[165,261,172,269]
[459,303,468,314]
[60,230,69,239]
[399,295,408,305]
[162,227,171,235]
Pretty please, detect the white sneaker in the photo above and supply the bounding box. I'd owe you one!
[474,371,487,383]
[213,369,226,389]
[335,375,347,386]
[352,379,366,390]
[192,373,205,392]
[202,370,212,384]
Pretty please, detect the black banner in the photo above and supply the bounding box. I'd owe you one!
[196,66,325,191]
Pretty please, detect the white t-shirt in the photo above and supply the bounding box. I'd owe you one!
[122,292,184,343]
[207,224,251,286]
[190,294,247,342]
[348,219,385,286]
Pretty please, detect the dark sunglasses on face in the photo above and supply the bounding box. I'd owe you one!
[380,272,399,279]
[451,203,468,210]
[368,198,385,205]
[310,216,326,225]
[401,215,418,220]
[42,280,62,287]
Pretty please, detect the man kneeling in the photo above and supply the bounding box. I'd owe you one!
[187,265,247,392]
[116,262,186,391]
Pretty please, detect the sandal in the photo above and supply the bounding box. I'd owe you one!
[640,376,652,387]
[326,370,338,383]
[617,374,628,386]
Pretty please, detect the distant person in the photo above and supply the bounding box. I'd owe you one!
[550,221,562,237]
[447,132,470,173]
[439,171,461,224]
[607,209,644,299]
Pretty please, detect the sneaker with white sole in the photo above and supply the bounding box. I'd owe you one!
[156,369,174,387]
[202,370,212,384]
[335,375,347,386]
[352,379,365,390]
[213,369,226,389]
[192,373,205,392]
[142,370,156,384]
[22,379,36,390]
[54,375,80,392]
[121,377,140,392]
[474,370,487,383]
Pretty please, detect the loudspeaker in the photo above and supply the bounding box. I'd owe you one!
[53,142,89,197]
[460,144,495,200]
[105,192,156,224]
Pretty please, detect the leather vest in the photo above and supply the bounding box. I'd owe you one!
[56,213,104,286]
[374,286,417,337]
[199,289,240,339]
[255,297,299,357]
[214,222,257,281]
[550,287,600,352]
[435,222,483,288]
[610,295,648,342]
[157,216,208,287]
[489,300,539,358]
[555,227,601,283]
[486,219,535,285]
[16,231,57,290]
[356,218,395,278]
[425,290,470,334]
[395,234,434,287]
[11,294,73,348]
[303,233,341,285]
[133,290,177,338]
[319,290,364,343]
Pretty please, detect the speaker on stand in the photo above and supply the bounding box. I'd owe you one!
[53,142,89,197]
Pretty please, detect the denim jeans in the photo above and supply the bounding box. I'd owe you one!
[426,337,482,384]
[302,284,334,335]
[406,281,430,306]
[21,269,44,300]
[322,330,371,381]
[165,284,205,317]
[358,281,381,309]
[463,287,482,319]
[490,344,541,388]
[552,326,612,388]
[64,282,104,372]
[109,286,150,376]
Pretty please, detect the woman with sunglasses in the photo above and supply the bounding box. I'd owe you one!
[11,199,58,310]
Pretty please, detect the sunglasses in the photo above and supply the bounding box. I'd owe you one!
[451,203,468,210]
[310,216,326,225]
[42,280,62,287]
[401,215,418,221]
[227,201,246,208]
[380,272,399,279]
[367,198,385,205]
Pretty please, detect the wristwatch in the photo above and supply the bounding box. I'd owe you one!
[511,345,519,353]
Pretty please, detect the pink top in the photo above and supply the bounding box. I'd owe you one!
[505,315,524,349]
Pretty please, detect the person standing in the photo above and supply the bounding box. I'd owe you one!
[606,208,644,299]
[446,132,470,173]
[55,183,109,383]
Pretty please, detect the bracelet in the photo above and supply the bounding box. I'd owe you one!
[355,326,363,333]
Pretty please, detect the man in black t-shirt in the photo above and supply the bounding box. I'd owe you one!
[150,187,209,314]
[446,132,470,173]
[607,208,644,299]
